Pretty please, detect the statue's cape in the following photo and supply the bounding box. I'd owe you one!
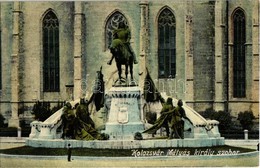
[74,118,99,140]
[143,112,171,134]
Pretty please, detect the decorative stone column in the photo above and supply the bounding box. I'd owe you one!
[9,2,22,128]
[214,0,226,111]
[139,1,149,89]
[185,0,194,107]
[252,0,259,105]
[73,1,84,100]
[104,86,145,140]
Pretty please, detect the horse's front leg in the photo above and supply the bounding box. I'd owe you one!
[107,56,114,65]
[107,50,115,65]
[116,62,122,81]
[125,64,128,80]
[130,64,133,80]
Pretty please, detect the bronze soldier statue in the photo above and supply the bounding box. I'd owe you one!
[143,97,175,137]
[170,99,193,139]
[74,98,109,140]
[61,102,75,139]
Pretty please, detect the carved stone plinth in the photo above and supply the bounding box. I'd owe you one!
[104,86,145,140]
[29,121,42,138]
[38,123,54,139]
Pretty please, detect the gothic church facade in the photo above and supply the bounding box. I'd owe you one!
[0,1,258,127]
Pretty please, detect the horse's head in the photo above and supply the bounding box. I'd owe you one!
[110,39,121,53]
[110,47,119,55]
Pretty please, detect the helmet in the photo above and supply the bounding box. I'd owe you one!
[166,97,173,104]
[177,99,183,107]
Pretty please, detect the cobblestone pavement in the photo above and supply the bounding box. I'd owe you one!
[0,138,259,167]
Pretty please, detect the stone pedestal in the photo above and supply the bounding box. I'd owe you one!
[29,121,42,138]
[38,124,54,139]
[104,86,145,140]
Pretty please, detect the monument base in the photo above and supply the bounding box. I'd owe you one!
[105,122,144,140]
[103,86,145,140]
[26,137,225,149]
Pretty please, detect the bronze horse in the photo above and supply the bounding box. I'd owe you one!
[108,39,134,82]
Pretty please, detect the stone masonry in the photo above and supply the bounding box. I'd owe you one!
[0,1,258,127]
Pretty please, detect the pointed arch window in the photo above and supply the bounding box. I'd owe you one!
[158,8,176,78]
[105,11,128,49]
[43,11,60,92]
[233,9,246,98]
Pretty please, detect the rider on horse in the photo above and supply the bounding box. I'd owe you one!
[107,22,138,65]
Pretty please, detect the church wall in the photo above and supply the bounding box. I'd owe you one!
[0,2,13,117]
[0,1,258,126]
[192,1,215,110]
[227,0,259,117]
[20,2,74,102]
[147,1,186,99]
[0,2,76,122]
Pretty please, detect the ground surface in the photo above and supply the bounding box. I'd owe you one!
[0,138,259,167]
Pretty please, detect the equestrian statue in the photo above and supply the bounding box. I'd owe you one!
[107,22,138,83]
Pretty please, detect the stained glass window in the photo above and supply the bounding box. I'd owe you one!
[233,9,246,98]
[43,11,60,92]
[158,8,176,78]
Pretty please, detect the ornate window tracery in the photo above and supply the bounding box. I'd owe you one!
[42,11,60,92]
[158,8,176,78]
[233,9,246,98]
